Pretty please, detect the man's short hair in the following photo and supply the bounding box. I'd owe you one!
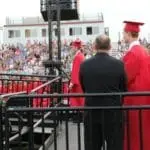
[95,35,111,50]
[130,32,139,38]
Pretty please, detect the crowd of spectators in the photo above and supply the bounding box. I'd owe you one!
[0,38,148,76]
[0,40,94,75]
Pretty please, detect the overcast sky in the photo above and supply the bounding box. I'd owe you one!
[0,0,149,41]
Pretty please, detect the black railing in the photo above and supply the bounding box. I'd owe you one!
[0,73,56,79]
[0,74,70,150]
[0,92,150,150]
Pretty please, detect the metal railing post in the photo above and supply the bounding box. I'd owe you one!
[0,97,3,150]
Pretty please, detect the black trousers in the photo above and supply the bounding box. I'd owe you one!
[84,110,124,150]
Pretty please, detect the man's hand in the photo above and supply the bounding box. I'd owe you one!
[69,82,74,90]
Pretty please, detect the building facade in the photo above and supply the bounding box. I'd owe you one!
[3,15,105,44]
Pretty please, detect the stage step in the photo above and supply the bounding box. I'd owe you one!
[11,126,53,134]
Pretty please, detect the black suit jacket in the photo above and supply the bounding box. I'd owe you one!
[79,52,127,107]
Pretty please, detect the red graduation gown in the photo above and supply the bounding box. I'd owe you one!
[123,44,150,150]
[31,81,43,107]
[11,82,20,93]
[70,51,85,107]
[0,85,2,94]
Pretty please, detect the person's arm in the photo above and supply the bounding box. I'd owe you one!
[79,63,85,92]
[70,54,84,89]
[123,51,139,85]
[119,62,128,92]
[119,62,128,104]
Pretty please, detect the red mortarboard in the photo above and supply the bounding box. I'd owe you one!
[72,39,82,49]
[123,21,144,32]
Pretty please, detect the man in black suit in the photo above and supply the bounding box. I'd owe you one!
[79,35,127,150]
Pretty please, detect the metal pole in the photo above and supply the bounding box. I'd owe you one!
[56,0,62,100]
[47,0,53,61]
[118,32,121,51]
[57,0,61,61]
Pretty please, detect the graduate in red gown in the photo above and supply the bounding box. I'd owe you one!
[146,44,150,71]
[69,39,85,107]
[122,21,150,150]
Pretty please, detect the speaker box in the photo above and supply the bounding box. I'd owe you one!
[41,0,79,21]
